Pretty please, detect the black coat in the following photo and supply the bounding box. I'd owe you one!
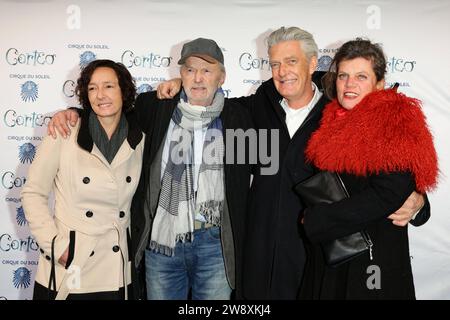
[299,172,417,300]
[233,78,329,299]
[129,91,253,299]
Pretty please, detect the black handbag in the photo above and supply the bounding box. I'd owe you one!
[294,171,373,267]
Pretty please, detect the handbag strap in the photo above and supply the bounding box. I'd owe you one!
[334,172,350,198]
[48,235,57,299]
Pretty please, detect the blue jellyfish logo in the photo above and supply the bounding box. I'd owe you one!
[137,83,153,94]
[317,55,333,72]
[19,143,36,164]
[20,81,39,102]
[13,267,31,289]
[80,51,96,68]
[16,206,28,226]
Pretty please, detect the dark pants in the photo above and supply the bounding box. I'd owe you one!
[33,281,131,300]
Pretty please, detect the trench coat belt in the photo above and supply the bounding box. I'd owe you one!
[53,212,129,300]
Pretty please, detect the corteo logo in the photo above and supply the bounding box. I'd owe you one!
[63,80,76,98]
[20,81,39,102]
[3,109,52,128]
[19,143,36,164]
[80,51,96,68]
[121,50,172,68]
[13,267,32,289]
[2,171,26,189]
[6,48,56,66]
[387,57,416,73]
[0,233,38,252]
[239,52,270,71]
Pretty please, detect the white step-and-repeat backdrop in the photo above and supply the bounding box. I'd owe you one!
[0,0,449,300]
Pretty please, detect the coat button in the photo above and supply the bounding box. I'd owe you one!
[39,249,44,254]
[83,177,90,184]
[126,176,132,183]
[90,251,95,257]
[86,211,93,218]
[112,245,120,252]
[119,211,125,218]
[45,255,51,261]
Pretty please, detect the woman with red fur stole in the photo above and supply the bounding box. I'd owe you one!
[299,39,438,299]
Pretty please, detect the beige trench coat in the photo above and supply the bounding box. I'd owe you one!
[21,117,144,299]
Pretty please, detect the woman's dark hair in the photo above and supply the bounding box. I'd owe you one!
[322,38,386,100]
[75,59,136,112]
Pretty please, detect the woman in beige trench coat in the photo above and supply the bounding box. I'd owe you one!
[21,59,144,300]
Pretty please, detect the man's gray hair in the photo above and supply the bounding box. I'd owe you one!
[267,26,318,62]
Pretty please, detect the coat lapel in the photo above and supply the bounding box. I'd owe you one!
[148,95,178,166]
[261,79,289,132]
[110,142,134,169]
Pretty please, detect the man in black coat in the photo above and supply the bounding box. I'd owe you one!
[129,39,253,300]
[157,27,430,299]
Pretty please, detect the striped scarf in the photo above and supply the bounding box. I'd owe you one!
[149,91,225,256]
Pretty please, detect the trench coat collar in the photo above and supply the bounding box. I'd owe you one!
[77,109,143,153]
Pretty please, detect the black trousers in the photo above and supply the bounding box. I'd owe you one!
[33,281,133,300]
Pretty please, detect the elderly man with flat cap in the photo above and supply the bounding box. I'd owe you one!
[127,38,253,300]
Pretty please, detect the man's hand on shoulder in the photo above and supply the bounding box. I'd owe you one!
[47,109,80,139]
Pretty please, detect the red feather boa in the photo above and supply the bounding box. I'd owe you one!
[305,89,438,193]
